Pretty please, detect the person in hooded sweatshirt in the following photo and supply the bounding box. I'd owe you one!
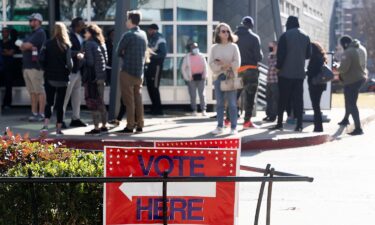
[337,35,367,135]
[270,16,311,132]
[234,16,263,129]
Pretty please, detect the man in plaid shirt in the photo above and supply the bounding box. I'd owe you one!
[264,41,279,122]
[116,10,148,134]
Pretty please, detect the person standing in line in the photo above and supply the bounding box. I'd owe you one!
[263,41,278,122]
[146,24,167,115]
[270,16,311,132]
[234,16,263,129]
[0,27,17,110]
[40,23,73,136]
[209,23,241,135]
[306,42,327,132]
[81,24,108,135]
[62,17,88,128]
[181,42,208,116]
[20,13,47,122]
[337,36,367,135]
[116,10,148,134]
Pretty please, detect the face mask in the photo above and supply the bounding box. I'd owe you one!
[192,48,200,55]
[269,47,274,52]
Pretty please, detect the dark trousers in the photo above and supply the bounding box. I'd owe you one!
[146,59,164,113]
[343,79,365,129]
[2,69,13,107]
[309,84,325,131]
[117,98,126,121]
[277,77,304,127]
[240,70,259,121]
[266,82,279,119]
[45,81,67,124]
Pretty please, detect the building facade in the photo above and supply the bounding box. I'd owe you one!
[0,0,334,106]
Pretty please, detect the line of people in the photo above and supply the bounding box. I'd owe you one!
[3,12,367,136]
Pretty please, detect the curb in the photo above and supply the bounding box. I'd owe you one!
[32,113,375,151]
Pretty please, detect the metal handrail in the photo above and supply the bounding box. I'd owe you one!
[0,165,313,225]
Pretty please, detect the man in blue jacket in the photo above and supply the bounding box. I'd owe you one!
[270,16,311,131]
[146,24,167,115]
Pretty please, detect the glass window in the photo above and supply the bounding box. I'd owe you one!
[177,0,207,21]
[90,0,116,21]
[160,58,174,86]
[177,25,207,53]
[7,0,48,21]
[59,0,88,21]
[140,25,173,54]
[134,0,173,21]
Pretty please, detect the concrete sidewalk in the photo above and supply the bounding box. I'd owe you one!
[1,107,374,151]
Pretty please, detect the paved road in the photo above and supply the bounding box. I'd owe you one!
[239,121,375,225]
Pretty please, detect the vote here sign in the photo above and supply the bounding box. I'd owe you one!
[104,143,240,225]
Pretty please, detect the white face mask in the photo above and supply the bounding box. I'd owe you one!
[192,48,200,55]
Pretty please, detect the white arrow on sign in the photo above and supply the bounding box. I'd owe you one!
[119,182,216,201]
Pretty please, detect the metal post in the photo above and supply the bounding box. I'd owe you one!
[266,168,275,225]
[48,0,56,37]
[254,164,271,225]
[162,171,168,225]
[250,0,258,33]
[108,0,131,120]
[271,0,283,38]
[28,169,38,225]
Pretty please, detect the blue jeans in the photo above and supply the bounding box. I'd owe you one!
[214,75,238,129]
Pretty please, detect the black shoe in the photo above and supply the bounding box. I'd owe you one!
[269,117,276,122]
[294,126,303,132]
[269,124,283,131]
[338,119,350,126]
[116,127,134,134]
[313,127,323,132]
[348,128,363,136]
[70,119,88,127]
[262,117,270,121]
[62,121,68,129]
[100,127,109,133]
[135,127,143,133]
[85,129,101,135]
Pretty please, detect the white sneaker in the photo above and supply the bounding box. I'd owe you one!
[230,129,238,135]
[202,110,207,116]
[212,127,224,135]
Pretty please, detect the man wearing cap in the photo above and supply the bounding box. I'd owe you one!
[146,24,167,115]
[235,16,263,129]
[20,13,47,122]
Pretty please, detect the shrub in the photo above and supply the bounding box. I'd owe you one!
[0,129,104,225]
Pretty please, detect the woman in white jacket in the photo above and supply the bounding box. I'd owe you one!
[181,43,208,116]
[208,23,241,135]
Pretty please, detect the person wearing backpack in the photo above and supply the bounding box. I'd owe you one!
[40,23,73,136]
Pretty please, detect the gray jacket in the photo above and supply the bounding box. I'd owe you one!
[83,39,108,81]
[276,28,311,79]
[235,26,263,66]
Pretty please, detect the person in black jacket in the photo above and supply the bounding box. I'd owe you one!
[62,17,87,128]
[40,23,73,136]
[307,42,327,132]
[270,16,311,132]
[81,24,108,136]
[146,24,167,115]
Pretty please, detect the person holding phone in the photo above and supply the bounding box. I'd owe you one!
[208,23,241,135]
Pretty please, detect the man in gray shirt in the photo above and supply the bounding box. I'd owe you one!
[20,13,47,122]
